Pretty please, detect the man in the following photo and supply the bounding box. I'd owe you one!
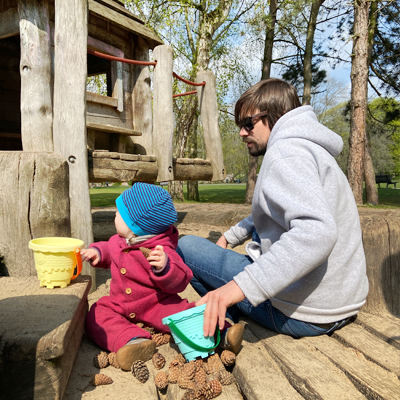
[177,78,369,339]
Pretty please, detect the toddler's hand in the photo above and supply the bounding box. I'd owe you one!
[148,245,168,270]
[80,248,100,266]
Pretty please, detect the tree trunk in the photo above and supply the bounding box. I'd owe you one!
[261,0,277,80]
[245,155,258,204]
[364,0,379,204]
[168,181,184,202]
[347,0,370,204]
[187,97,200,201]
[246,1,278,203]
[303,0,325,105]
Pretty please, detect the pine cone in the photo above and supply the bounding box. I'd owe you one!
[90,373,113,386]
[219,369,235,386]
[220,350,236,366]
[136,322,144,328]
[139,247,152,258]
[182,361,196,380]
[168,366,181,384]
[178,374,197,390]
[155,371,169,390]
[174,353,186,365]
[181,389,196,400]
[93,351,109,369]
[169,357,184,369]
[208,379,222,398]
[194,367,207,386]
[194,359,204,370]
[152,352,166,369]
[152,333,165,347]
[194,384,211,400]
[161,333,172,344]
[131,360,150,383]
[108,352,120,369]
[204,354,224,375]
[143,326,155,335]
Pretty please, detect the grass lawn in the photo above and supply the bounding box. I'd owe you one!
[90,184,399,208]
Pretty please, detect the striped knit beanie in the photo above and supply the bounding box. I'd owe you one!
[116,183,177,236]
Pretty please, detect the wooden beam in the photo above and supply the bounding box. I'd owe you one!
[196,71,225,181]
[87,91,118,107]
[130,36,153,155]
[153,45,174,182]
[86,121,141,136]
[0,7,19,39]
[18,0,53,151]
[88,0,163,49]
[94,0,144,24]
[53,0,95,288]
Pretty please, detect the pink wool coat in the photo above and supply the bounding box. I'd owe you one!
[85,225,195,352]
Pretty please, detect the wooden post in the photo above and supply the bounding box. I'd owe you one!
[0,152,70,277]
[153,45,174,182]
[53,0,95,288]
[18,0,53,152]
[196,70,225,181]
[130,37,153,156]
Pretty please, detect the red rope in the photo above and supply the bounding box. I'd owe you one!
[88,49,157,66]
[173,72,205,86]
[172,90,198,98]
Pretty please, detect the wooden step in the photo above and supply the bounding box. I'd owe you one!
[0,275,91,400]
[86,122,141,136]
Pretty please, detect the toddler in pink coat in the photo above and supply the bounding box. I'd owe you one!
[82,183,243,370]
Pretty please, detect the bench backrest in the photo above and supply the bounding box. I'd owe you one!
[375,174,391,183]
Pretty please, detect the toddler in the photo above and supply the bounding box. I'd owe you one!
[82,183,243,370]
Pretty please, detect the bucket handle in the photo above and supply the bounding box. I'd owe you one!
[167,318,220,352]
[72,247,82,280]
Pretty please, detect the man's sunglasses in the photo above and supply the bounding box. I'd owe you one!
[239,110,269,132]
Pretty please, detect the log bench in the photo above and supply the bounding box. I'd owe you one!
[0,275,91,400]
[375,174,397,188]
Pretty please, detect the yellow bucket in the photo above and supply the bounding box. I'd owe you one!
[28,237,84,288]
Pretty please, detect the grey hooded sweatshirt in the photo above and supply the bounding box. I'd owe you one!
[224,106,369,324]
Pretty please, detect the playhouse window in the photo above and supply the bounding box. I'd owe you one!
[86,37,123,112]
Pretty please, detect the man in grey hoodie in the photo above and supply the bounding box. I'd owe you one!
[177,78,369,339]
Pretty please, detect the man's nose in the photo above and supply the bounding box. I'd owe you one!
[239,127,248,137]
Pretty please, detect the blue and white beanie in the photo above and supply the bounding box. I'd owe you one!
[116,183,177,236]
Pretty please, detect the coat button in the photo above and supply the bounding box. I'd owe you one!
[123,249,129,254]
[120,268,126,274]
[129,312,136,319]
[126,288,132,294]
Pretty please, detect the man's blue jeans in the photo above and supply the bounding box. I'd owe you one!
[177,235,351,338]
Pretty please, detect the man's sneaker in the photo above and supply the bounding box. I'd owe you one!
[116,338,156,370]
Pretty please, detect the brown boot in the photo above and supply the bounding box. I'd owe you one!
[220,323,244,355]
[116,338,156,370]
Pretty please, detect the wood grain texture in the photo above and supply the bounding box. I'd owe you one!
[0,152,70,277]
[196,71,225,181]
[53,0,95,287]
[18,0,53,151]
[0,6,19,39]
[153,45,174,182]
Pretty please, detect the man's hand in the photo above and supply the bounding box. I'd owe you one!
[195,280,245,337]
[148,245,168,270]
[216,235,228,249]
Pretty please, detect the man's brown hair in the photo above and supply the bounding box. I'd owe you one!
[235,78,301,130]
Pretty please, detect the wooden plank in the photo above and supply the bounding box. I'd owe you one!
[53,0,95,288]
[248,323,366,400]
[87,91,118,107]
[176,157,211,165]
[386,217,400,315]
[332,322,400,377]
[130,36,153,155]
[89,158,158,182]
[92,150,120,158]
[196,71,225,181]
[153,45,174,182]
[174,162,213,181]
[18,0,53,151]
[234,327,303,400]
[87,121,141,136]
[87,128,96,151]
[306,335,400,400]
[355,312,400,349]
[88,0,163,49]
[94,0,144,23]
[0,152,71,277]
[0,7,19,39]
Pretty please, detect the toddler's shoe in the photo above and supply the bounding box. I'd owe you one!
[116,337,156,370]
[220,323,244,354]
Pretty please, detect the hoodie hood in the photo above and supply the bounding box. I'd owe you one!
[268,106,343,157]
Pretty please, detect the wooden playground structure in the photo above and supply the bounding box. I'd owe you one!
[0,0,224,287]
